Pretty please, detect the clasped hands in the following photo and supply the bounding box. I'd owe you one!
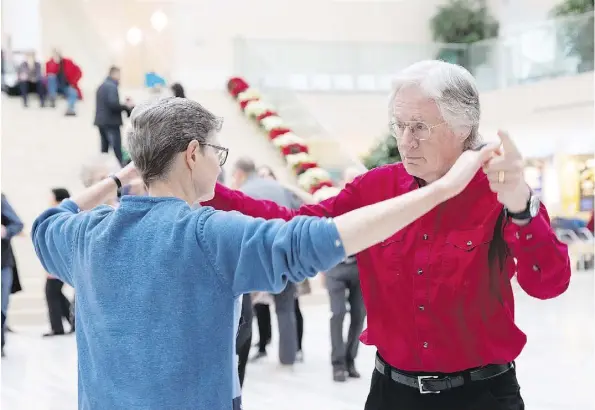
[439,131,531,223]
[482,130,531,217]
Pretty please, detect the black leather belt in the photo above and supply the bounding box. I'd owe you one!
[375,354,513,394]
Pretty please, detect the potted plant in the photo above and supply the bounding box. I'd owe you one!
[550,0,594,73]
[363,134,401,170]
[430,0,499,72]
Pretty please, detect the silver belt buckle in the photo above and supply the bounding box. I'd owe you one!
[417,375,440,394]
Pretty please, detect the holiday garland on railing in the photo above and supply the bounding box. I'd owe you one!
[227,77,340,201]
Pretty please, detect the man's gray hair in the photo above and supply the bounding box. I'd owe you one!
[389,60,481,149]
[126,97,222,185]
[233,157,257,175]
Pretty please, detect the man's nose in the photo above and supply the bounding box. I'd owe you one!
[400,126,417,147]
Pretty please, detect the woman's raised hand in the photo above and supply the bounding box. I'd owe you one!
[436,142,500,199]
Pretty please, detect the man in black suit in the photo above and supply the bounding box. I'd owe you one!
[94,66,133,166]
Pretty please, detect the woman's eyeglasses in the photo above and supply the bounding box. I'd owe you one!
[202,143,229,166]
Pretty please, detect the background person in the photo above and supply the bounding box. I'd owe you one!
[45,48,82,115]
[94,66,134,166]
[1,193,24,357]
[43,188,75,337]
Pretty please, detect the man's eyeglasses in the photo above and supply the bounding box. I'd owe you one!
[389,121,446,143]
[202,143,229,166]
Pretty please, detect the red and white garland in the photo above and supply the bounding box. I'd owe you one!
[227,77,339,200]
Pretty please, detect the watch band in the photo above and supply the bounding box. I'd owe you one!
[505,197,533,220]
[505,207,531,220]
[110,174,123,198]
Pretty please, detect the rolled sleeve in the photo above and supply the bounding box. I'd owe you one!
[504,207,571,299]
[199,208,346,297]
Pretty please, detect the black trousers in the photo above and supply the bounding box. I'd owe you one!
[364,364,525,410]
[45,278,71,333]
[19,80,45,106]
[295,298,303,352]
[98,125,123,166]
[237,330,252,387]
[255,299,303,353]
[254,303,271,353]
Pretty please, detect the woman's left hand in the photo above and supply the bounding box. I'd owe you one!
[483,130,531,214]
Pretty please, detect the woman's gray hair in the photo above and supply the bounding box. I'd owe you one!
[80,153,121,188]
[126,97,223,185]
[389,60,481,149]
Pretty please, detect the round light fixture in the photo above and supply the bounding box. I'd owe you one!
[126,27,143,46]
[150,10,168,32]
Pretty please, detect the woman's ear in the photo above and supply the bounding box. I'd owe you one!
[185,140,200,169]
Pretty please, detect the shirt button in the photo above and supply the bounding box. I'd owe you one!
[532,264,540,272]
[417,268,423,275]
[423,234,428,240]
[423,342,428,348]
[466,240,473,246]
[419,305,425,311]
[334,240,341,247]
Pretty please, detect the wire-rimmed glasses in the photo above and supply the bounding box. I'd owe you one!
[389,120,446,143]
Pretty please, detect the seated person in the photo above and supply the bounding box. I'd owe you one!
[45,48,82,116]
[17,51,45,107]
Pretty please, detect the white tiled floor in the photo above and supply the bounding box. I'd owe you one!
[1,274,594,410]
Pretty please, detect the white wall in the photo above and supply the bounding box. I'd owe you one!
[41,0,448,89]
[2,0,42,55]
[289,72,595,158]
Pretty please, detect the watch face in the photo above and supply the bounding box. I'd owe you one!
[529,195,541,217]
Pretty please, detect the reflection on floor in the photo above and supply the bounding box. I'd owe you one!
[2,275,593,410]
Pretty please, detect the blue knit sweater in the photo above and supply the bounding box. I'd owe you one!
[32,196,346,410]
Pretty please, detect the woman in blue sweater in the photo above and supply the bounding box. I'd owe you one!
[31,97,497,410]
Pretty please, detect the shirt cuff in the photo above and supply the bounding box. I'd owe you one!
[503,212,555,252]
[60,199,81,214]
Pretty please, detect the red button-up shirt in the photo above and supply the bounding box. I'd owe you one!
[204,163,571,372]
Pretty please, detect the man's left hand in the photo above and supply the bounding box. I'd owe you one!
[483,130,531,215]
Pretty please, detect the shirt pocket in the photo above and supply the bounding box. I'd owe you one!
[442,227,494,282]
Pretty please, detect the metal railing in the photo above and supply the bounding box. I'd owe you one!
[233,11,594,94]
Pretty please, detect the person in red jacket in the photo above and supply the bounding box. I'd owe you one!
[588,210,594,233]
[45,48,82,116]
[205,61,571,409]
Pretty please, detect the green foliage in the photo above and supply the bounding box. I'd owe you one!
[550,0,594,73]
[363,134,401,170]
[430,0,499,70]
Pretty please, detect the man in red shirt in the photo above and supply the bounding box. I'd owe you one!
[204,60,570,409]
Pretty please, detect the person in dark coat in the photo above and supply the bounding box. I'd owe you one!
[94,66,133,166]
[43,188,75,337]
[1,193,24,356]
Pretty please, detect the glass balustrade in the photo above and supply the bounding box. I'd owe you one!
[233,11,594,94]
